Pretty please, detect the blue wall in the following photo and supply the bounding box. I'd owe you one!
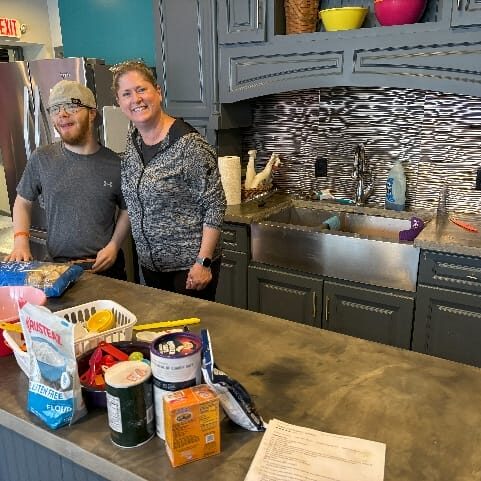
[58,0,155,66]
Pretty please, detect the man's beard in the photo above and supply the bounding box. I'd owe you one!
[56,115,91,146]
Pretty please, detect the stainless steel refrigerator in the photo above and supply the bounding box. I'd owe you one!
[0,57,128,259]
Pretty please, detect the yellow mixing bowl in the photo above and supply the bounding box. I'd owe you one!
[319,6,368,31]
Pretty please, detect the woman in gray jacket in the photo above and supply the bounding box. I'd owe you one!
[112,60,226,300]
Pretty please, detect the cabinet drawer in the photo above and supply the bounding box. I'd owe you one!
[418,250,481,294]
[221,223,249,253]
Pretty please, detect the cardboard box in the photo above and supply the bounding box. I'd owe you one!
[163,384,220,467]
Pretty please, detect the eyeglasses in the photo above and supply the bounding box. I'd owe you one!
[47,103,90,116]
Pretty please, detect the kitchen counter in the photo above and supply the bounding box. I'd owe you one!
[224,191,291,223]
[1,273,481,480]
[415,213,481,257]
[225,194,481,257]
[0,214,13,257]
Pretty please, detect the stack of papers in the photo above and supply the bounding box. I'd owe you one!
[244,419,386,481]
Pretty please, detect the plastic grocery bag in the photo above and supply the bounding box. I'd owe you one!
[19,301,86,429]
[0,261,83,297]
[201,329,265,432]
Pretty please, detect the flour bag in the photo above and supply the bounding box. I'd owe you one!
[19,301,86,429]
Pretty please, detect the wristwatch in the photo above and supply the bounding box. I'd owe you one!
[196,256,212,268]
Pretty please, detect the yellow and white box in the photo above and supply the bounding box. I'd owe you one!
[163,384,220,467]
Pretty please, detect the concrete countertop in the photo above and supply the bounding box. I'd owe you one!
[0,214,13,257]
[224,191,292,224]
[226,194,481,257]
[1,273,481,481]
[415,214,481,257]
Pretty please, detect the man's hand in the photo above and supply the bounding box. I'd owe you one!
[91,242,118,273]
[4,237,33,262]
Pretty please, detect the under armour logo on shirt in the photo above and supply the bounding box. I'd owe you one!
[103,181,113,187]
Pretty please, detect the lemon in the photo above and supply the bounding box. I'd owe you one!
[86,310,115,333]
[128,351,144,361]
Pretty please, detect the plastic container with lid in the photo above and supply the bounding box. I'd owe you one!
[385,160,406,211]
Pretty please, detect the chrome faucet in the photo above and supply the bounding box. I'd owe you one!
[352,143,374,206]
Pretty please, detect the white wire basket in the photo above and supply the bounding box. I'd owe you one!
[4,299,137,377]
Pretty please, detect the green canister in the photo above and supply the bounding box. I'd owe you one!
[105,361,155,448]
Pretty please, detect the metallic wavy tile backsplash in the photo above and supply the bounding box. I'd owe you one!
[241,86,481,214]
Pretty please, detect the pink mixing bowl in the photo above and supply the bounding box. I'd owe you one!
[374,0,427,26]
[0,286,47,356]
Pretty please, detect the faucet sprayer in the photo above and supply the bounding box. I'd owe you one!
[352,143,374,206]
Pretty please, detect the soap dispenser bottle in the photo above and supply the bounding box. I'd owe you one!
[385,160,406,211]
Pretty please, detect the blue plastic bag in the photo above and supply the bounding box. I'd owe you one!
[0,261,83,297]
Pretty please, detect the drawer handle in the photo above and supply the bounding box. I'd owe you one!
[466,275,478,281]
[324,296,330,323]
[312,292,316,319]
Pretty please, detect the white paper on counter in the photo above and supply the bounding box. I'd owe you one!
[244,419,386,481]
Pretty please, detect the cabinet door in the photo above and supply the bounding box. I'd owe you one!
[154,0,216,120]
[221,222,250,255]
[248,264,322,327]
[412,285,481,367]
[217,0,267,44]
[451,0,481,27]
[216,249,248,308]
[418,250,481,295]
[323,280,414,349]
[351,29,481,98]
[219,43,344,103]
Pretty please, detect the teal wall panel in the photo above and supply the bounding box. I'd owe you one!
[58,0,155,66]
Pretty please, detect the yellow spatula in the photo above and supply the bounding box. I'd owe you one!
[133,317,200,331]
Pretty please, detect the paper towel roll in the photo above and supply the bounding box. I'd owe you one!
[218,156,241,205]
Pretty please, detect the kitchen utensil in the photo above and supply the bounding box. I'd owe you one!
[319,6,368,31]
[87,347,103,386]
[86,309,115,332]
[98,341,129,361]
[449,218,479,233]
[133,317,200,331]
[374,0,427,26]
[77,341,151,409]
[0,322,22,333]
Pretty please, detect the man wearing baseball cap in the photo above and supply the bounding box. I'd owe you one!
[5,80,131,279]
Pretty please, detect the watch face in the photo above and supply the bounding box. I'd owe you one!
[197,257,212,267]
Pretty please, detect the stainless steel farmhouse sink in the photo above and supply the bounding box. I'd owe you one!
[251,205,421,291]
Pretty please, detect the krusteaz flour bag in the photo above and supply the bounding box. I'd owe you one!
[19,301,86,429]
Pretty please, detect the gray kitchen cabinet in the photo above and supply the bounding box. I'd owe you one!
[323,280,415,349]
[0,425,108,481]
[218,0,481,102]
[350,29,481,97]
[451,0,481,27]
[217,0,267,44]
[413,285,481,367]
[247,262,323,327]
[153,0,218,142]
[216,223,250,308]
[412,250,481,367]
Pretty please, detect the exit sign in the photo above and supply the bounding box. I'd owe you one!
[0,17,20,39]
